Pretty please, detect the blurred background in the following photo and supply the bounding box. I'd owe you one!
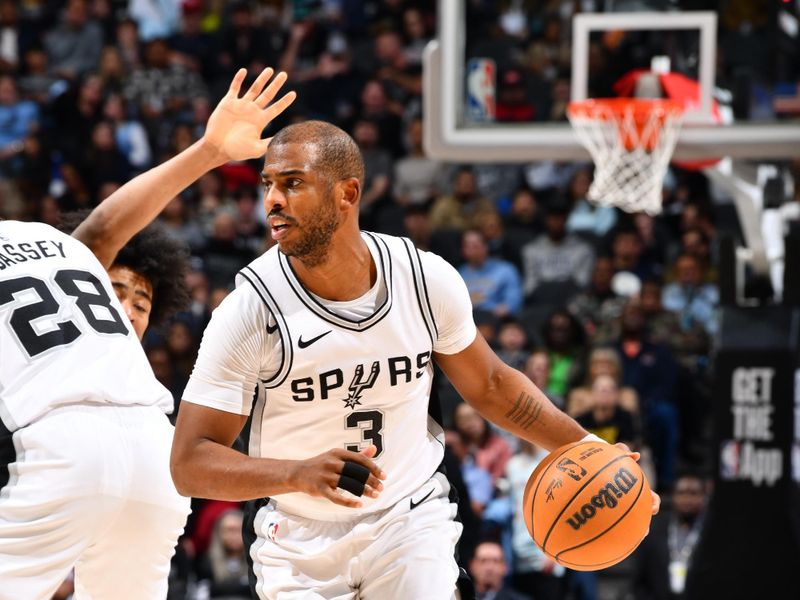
[3,1,799,599]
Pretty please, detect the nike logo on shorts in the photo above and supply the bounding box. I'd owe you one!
[298,330,332,348]
[266,321,279,334]
[410,488,434,510]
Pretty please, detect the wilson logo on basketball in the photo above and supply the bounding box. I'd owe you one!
[565,467,639,531]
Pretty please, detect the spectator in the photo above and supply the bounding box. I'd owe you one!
[401,204,462,266]
[373,29,422,105]
[541,309,586,398]
[82,120,131,195]
[678,227,716,283]
[0,75,38,173]
[470,540,533,600]
[610,226,661,283]
[97,46,128,94]
[196,509,250,599]
[496,318,530,371]
[445,428,494,519]
[124,37,208,146]
[168,1,215,78]
[430,166,497,232]
[523,349,564,409]
[455,402,514,483]
[565,347,640,418]
[459,229,524,318]
[640,278,710,370]
[103,93,152,170]
[18,47,62,105]
[44,0,104,80]
[632,473,708,600]
[495,68,536,122]
[233,186,267,255]
[574,374,638,447]
[115,17,142,72]
[392,116,442,205]
[160,196,207,253]
[614,300,679,490]
[477,211,524,275]
[662,254,719,337]
[506,440,566,600]
[200,210,255,289]
[0,0,20,74]
[358,78,404,157]
[503,187,543,270]
[568,256,627,341]
[401,6,434,68]
[521,199,594,300]
[565,166,617,239]
[128,0,181,42]
[50,72,105,163]
[352,117,392,228]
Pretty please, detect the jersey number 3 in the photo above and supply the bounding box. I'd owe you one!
[345,410,384,457]
[0,269,129,358]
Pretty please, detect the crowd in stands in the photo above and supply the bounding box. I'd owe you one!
[6,1,797,599]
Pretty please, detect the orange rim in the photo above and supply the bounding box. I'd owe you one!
[567,98,684,122]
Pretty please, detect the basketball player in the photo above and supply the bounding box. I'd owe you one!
[59,211,190,341]
[170,121,661,599]
[0,67,295,599]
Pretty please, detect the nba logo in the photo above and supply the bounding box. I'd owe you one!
[267,522,279,542]
[466,58,496,122]
[720,440,740,481]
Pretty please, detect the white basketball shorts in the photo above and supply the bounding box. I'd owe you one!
[0,403,191,600]
[247,470,463,600]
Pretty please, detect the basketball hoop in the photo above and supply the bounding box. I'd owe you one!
[568,98,684,215]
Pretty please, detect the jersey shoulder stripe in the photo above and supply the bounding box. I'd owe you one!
[400,236,437,345]
[238,264,293,389]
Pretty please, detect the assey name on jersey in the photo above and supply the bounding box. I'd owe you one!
[290,351,431,403]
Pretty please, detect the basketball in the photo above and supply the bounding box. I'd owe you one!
[523,441,652,571]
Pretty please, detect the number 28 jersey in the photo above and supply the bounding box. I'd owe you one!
[183,232,477,521]
[0,221,173,431]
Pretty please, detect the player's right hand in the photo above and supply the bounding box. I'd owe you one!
[202,67,296,164]
[290,445,387,508]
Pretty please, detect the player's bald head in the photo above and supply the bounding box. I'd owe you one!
[268,120,365,186]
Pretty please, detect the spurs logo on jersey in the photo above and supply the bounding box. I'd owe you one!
[289,353,432,406]
[235,232,446,520]
[0,221,173,432]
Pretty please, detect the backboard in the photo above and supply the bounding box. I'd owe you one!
[423,0,800,163]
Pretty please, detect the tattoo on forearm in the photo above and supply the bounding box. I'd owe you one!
[505,392,544,429]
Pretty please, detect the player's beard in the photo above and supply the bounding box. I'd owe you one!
[282,190,339,267]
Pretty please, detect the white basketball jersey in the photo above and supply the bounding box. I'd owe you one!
[0,221,173,431]
[240,233,445,520]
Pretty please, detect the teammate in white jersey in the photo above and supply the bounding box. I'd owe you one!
[0,67,295,599]
[170,121,660,599]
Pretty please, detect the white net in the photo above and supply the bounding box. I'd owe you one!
[568,99,684,215]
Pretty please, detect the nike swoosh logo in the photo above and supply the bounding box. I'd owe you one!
[298,330,332,349]
[409,488,434,510]
[266,321,279,334]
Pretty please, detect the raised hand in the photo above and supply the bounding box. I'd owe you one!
[289,445,387,508]
[202,67,296,164]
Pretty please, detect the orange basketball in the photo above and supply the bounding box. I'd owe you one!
[523,441,652,571]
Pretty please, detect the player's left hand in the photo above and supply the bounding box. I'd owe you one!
[614,442,660,516]
[202,67,296,163]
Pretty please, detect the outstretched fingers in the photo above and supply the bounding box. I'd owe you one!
[255,71,290,109]
[225,68,247,99]
[244,67,275,100]
[261,91,297,125]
